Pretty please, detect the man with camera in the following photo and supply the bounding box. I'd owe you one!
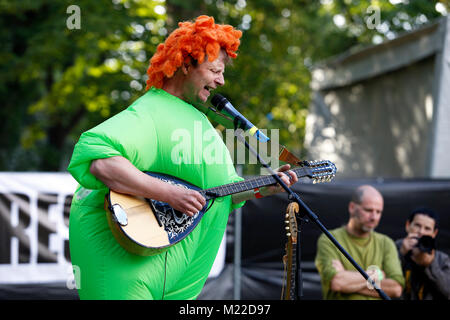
[396,207,450,300]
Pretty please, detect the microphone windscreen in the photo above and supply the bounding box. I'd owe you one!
[211,94,227,110]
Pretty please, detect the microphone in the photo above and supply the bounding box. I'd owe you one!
[211,94,270,142]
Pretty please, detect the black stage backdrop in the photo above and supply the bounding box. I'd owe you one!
[1,178,449,300]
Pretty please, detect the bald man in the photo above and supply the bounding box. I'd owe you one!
[315,185,405,300]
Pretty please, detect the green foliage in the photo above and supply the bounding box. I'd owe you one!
[0,0,448,172]
[0,0,165,170]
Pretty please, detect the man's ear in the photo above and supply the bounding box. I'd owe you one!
[432,228,439,238]
[348,201,355,218]
[181,63,190,75]
[405,220,411,234]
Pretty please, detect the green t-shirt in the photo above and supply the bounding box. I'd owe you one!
[315,226,405,300]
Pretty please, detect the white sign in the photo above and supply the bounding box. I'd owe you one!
[0,172,225,285]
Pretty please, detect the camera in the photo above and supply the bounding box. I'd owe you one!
[415,235,436,253]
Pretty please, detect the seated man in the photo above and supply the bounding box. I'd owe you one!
[315,185,404,299]
[396,207,450,300]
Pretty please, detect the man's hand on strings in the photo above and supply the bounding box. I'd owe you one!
[166,185,206,217]
[263,164,298,196]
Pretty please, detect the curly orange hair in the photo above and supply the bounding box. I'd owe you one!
[145,15,242,90]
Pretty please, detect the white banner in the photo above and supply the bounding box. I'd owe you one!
[0,172,225,285]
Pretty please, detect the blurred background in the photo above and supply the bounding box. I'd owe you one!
[0,0,449,300]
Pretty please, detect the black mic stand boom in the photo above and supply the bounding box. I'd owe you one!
[234,129,391,301]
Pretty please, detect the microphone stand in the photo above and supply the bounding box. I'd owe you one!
[234,129,391,300]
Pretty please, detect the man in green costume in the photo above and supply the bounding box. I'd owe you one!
[67,15,298,300]
[315,185,404,300]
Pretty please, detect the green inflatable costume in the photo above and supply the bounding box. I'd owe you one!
[68,88,245,299]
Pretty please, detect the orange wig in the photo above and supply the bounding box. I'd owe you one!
[145,15,242,90]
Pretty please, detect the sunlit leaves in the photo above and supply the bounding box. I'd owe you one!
[1,0,448,171]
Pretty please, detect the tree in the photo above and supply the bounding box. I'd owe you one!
[165,0,448,174]
[0,0,448,172]
[0,0,165,170]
